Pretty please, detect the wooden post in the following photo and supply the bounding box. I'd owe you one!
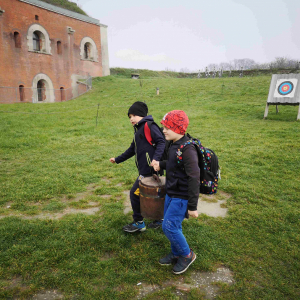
[156,87,159,95]
[263,103,269,119]
[276,105,279,114]
[96,104,100,127]
[297,104,300,121]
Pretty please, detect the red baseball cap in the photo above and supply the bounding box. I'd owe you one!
[161,110,189,135]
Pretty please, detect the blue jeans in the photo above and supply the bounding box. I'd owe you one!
[162,194,190,257]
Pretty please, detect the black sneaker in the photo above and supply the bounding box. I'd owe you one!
[159,253,179,265]
[173,251,196,274]
[123,221,146,233]
[148,219,163,229]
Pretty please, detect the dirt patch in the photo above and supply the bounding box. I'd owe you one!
[0,182,114,220]
[97,194,112,199]
[123,190,132,214]
[102,177,111,184]
[197,191,231,218]
[136,267,234,299]
[100,252,115,261]
[11,206,102,220]
[31,290,64,300]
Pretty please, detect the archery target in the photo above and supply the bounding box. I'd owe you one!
[274,78,298,98]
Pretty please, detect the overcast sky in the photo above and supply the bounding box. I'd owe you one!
[78,0,299,71]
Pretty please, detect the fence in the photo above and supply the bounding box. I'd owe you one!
[0,76,92,104]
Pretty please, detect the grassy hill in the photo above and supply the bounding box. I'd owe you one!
[0,75,299,299]
[111,67,300,78]
[39,0,88,15]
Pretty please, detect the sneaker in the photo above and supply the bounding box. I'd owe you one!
[123,221,146,233]
[148,219,163,229]
[173,251,196,274]
[159,252,179,265]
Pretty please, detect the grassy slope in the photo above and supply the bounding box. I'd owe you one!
[111,67,300,78]
[39,0,88,15]
[0,75,299,299]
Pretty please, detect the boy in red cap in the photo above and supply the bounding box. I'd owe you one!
[109,101,165,233]
[152,110,200,274]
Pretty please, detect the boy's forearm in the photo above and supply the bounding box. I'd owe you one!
[115,141,135,164]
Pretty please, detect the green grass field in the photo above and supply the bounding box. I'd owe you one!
[0,74,299,299]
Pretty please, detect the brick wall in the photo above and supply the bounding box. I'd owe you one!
[0,0,103,103]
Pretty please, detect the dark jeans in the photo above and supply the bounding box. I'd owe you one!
[162,194,190,256]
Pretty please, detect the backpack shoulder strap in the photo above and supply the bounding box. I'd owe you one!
[144,121,153,145]
[144,121,163,147]
[176,137,206,169]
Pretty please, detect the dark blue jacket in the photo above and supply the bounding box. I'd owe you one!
[115,115,165,176]
[160,135,200,211]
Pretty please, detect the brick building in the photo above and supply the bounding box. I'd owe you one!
[0,0,109,103]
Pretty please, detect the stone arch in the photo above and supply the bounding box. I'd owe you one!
[27,24,51,54]
[32,74,55,103]
[80,37,98,62]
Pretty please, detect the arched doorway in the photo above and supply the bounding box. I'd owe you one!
[37,80,46,102]
[32,74,55,103]
[60,87,65,101]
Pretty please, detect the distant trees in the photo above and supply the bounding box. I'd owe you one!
[204,57,299,71]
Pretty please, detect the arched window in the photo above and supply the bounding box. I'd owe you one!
[60,87,65,101]
[27,24,51,54]
[33,31,40,51]
[19,85,25,101]
[14,32,21,48]
[84,43,91,59]
[57,41,62,54]
[80,37,98,61]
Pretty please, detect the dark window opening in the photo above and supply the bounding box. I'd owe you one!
[35,15,39,21]
[60,87,65,101]
[37,80,45,102]
[57,41,62,54]
[84,43,91,59]
[19,85,25,102]
[33,31,40,51]
[14,32,21,48]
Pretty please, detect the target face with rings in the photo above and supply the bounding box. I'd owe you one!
[278,81,294,95]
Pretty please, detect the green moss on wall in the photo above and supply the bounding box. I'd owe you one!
[39,0,88,16]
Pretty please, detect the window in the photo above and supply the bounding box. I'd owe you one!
[84,43,90,59]
[27,24,51,54]
[19,85,25,101]
[60,87,65,101]
[80,37,98,61]
[57,41,62,54]
[33,31,40,51]
[35,15,39,21]
[14,32,21,48]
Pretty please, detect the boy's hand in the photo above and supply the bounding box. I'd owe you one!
[151,160,160,171]
[188,210,198,218]
[109,158,116,163]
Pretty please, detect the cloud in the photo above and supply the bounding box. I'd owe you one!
[115,49,180,63]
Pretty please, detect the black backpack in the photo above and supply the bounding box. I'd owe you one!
[176,133,220,194]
